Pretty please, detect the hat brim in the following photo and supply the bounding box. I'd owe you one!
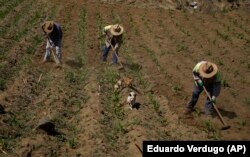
[110,25,124,36]
[199,62,218,78]
[43,21,54,33]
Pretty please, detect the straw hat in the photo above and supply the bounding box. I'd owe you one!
[42,21,54,33]
[199,61,218,78]
[110,24,124,36]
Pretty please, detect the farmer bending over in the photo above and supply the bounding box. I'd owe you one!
[101,24,123,64]
[41,21,63,63]
[185,61,222,116]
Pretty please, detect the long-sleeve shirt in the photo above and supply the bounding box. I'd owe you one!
[45,22,62,46]
[103,25,122,50]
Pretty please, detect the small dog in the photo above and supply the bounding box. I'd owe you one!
[127,91,136,110]
[114,77,133,91]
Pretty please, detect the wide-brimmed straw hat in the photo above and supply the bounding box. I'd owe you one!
[199,61,218,78]
[110,24,124,36]
[42,21,54,33]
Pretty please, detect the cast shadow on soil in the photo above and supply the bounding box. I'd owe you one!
[0,104,6,114]
[38,122,64,137]
[218,108,237,119]
[123,62,142,72]
[65,59,84,68]
[133,102,141,110]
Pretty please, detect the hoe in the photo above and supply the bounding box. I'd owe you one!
[203,86,231,130]
[108,41,125,71]
[48,37,61,65]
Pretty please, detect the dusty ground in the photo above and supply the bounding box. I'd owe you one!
[0,0,249,156]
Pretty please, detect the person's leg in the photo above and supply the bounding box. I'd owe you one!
[112,50,118,64]
[102,45,110,61]
[204,84,214,115]
[44,40,51,61]
[55,46,61,59]
[204,83,221,115]
[55,40,62,60]
[186,84,203,113]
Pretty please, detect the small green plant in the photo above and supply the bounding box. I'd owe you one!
[215,29,229,41]
[160,119,168,127]
[194,108,201,117]
[230,90,238,98]
[0,138,12,151]
[149,94,160,112]
[221,79,229,87]
[65,71,77,84]
[111,91,120,103]
[204,120,214,132]
[239,120,246,127]
[105,69,120,84]
[132,118,141,125]
[114,121,127,134]
[68,137,77,149]
[176,44,186,52]
[152,99,160,112]
[172,84,182,93]
[212,130,221,140]
[142,45,163,71]
[217,59,224,66]
[244,98,250,106]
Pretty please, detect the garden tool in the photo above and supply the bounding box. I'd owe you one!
[47,37,61,65]
[203,86,230,130]
[109,43,125,71]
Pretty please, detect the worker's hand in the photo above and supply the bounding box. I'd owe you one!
[210,96,216,103]
[49,40,55,48]
[196,79,203,87]
[114,44,119,50]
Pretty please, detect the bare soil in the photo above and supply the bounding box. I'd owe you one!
[0,0,249,156]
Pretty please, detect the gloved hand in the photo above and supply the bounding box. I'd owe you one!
[210,96,216,103]
[196,79,203,87]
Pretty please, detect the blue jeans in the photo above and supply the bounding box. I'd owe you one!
[102,45,118,64]
[186,82,221,114]
[44,40,62,61]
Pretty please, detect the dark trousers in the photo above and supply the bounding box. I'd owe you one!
[102,45,118,63]
[187,82,221,114]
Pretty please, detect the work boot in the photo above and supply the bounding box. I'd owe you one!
[109,62,118,66]
[205,109,215,117]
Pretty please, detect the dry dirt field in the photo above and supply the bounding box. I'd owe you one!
[0,0,249,156]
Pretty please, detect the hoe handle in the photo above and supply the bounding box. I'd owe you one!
[108,41,124,69]
[47,37,60,64]
[203,86,228,126]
